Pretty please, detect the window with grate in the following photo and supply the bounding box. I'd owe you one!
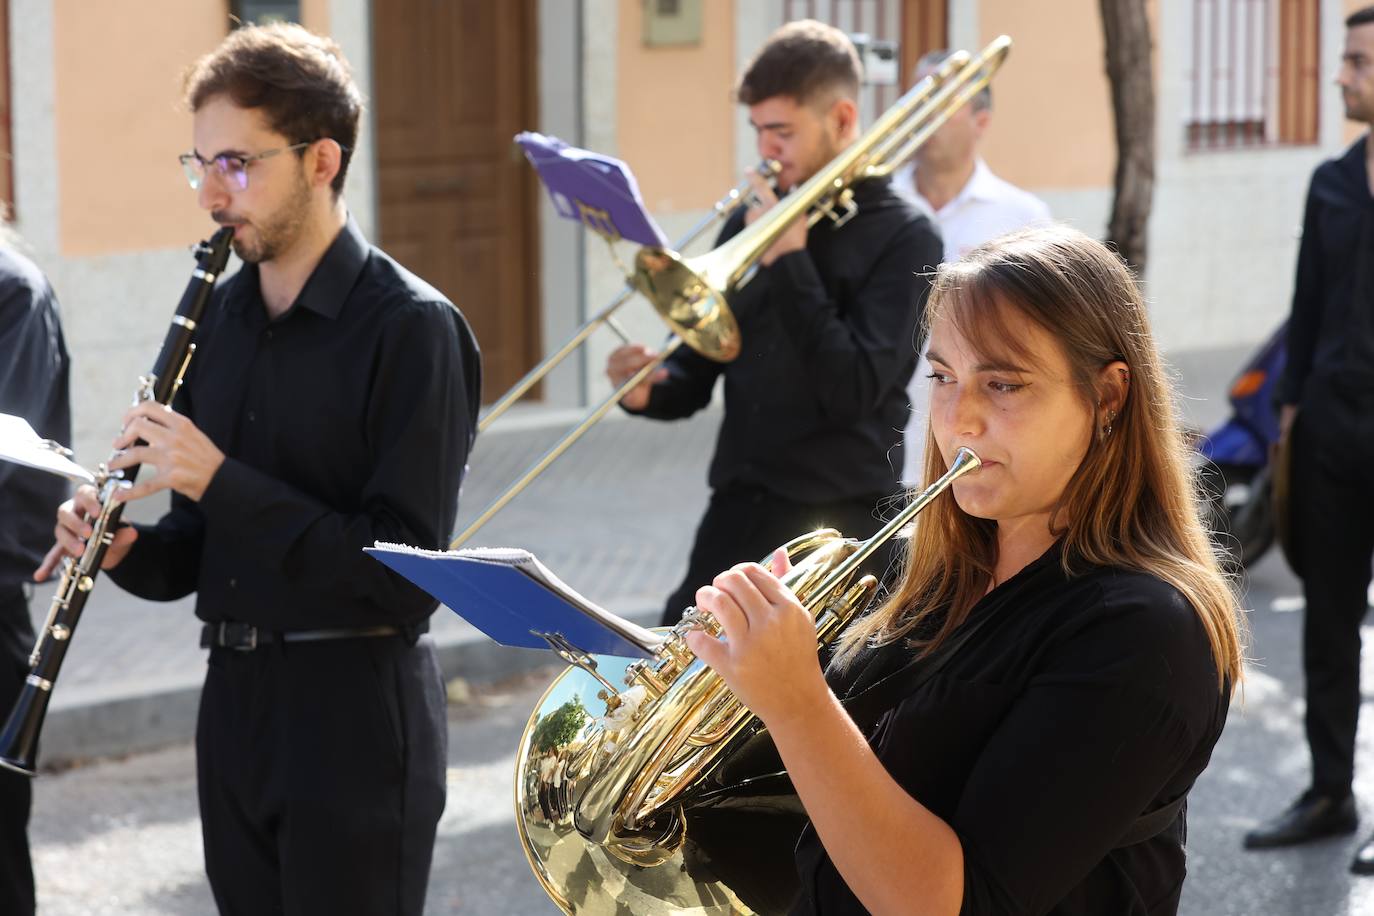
[781,0,946,117]
[1186,0,1320,151]
[231,1,301,26]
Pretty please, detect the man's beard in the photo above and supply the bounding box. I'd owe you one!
[218,174,312,264]
[1345,95,1374,125]
[795,136,845,188]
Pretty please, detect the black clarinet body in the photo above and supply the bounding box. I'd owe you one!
[0,227,234,775]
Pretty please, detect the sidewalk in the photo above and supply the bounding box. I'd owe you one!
[25,343,1247,768]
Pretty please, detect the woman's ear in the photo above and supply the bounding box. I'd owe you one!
[1097,360,1130,422]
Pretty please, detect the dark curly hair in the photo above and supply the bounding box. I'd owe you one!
[183,22,361,196]
[736,19,862,109]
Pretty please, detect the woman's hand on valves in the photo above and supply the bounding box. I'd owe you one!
[686,547,831,730]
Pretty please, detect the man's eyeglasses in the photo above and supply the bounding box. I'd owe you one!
[178,141,313,191]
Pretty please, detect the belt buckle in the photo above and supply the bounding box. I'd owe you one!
[220,621,258,651]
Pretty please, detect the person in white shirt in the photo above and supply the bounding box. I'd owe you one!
[893,50,1051,483]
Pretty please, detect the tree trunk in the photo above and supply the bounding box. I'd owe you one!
[1099,0,1155,274]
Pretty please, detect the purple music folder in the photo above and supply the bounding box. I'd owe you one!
[515,131,668,247]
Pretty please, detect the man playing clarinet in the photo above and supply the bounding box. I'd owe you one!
[37,23,480,915]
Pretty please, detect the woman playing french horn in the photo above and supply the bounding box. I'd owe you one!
[688,224,1245,915]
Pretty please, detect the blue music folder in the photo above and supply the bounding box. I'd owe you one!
[365,543,663,659]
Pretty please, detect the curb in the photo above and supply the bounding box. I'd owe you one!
[36,604,660,771]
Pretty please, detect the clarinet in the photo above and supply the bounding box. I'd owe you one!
[0,227,233,776]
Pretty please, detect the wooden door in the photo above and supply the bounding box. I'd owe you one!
[780,0,948,111]
[900,0,948,90]
[372,0,540,401]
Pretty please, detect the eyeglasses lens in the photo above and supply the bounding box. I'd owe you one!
[216,157,249,191]
[180,156,204,191]
[180,155,250,191]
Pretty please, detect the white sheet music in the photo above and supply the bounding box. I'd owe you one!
[0,413,94,484]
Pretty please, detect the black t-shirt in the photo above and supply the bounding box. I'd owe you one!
[794,543,1230,915]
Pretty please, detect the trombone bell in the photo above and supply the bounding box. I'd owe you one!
[630,247,741,363]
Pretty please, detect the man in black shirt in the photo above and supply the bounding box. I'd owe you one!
[0,239,70,916]
[1244,6,1374,874]
[36,24,479,914]
[607,20,942,626]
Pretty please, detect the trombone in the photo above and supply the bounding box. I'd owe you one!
[453,36,1012,548]
[475,162,779,435]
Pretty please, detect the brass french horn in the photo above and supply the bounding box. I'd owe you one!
[516,449,981,914]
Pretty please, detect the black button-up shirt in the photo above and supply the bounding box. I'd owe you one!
[628,177,942,502]
[109,217,481,631]
[0,248,71,593]
[1278,134,1374,405]
[797,545,1229,915]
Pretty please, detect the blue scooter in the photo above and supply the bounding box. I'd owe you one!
[1194,321,1288,569]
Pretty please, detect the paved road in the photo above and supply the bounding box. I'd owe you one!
[30,669,564,915]
[1177,548,1374,916]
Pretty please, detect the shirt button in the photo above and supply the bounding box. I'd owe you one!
[228,578,237,589]
[266,329,274,340]
[247,410,256,423]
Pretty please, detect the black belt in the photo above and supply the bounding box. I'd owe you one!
[200,622,404,651]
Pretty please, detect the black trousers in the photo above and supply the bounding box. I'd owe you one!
[661,485,896,627]
[0,587,35,916]
[196,633,447,916]
[1291,380,1374,798]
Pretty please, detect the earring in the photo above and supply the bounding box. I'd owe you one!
[1103,409,1116,438]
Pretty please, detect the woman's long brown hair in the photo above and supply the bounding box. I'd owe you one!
[834,225,1245,692]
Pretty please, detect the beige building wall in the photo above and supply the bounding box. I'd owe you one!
[570,0,744,410]
[302,0,330,33]
[616,0,736,214]
[977,0,1115,192]
[947,1,1116,261]
[15,1,367,464]
[54,2,225,258]
[54,0,334,259]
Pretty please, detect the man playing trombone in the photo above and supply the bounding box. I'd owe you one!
[607,19,943,627]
